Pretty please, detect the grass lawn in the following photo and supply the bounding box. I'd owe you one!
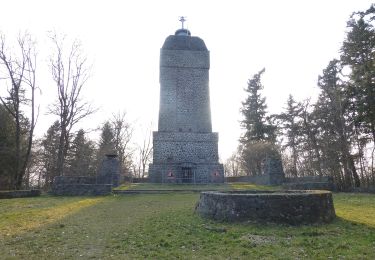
[114,182,276,191]
[0,187,374,259]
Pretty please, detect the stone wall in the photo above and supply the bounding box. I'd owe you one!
[51,154,120,196]
[225,175,271,185]
[150,162,224,184]
[224,155,285,185]
[160,49,210,69]
[0,189,41,199]
[52,183,112,196]
[283,176,335,191]
[98,154,120,187]
[53,176,96,185]
[196,190,336,225]
[152,132,219,163]
[159,50,211,133]
[51,176,112,196]
[158,35,211,134]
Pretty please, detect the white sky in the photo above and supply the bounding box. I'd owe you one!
[0,0,373,161]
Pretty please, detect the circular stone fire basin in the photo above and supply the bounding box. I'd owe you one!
[195,190,336,225]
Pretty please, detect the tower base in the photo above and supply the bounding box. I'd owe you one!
[149,162,224,184]
[149,131,224,184]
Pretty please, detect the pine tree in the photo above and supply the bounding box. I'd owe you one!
[40,121,61,188]
[239,69,278,176]
[278,95,303,177]
[300,100,324,178]
[240,68,276,144]
[68,129,96,176]
[316,59,360,189]
[96,122,116,170]
[341,5,375,179]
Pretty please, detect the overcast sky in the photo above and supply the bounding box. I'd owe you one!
[1,0,374,161]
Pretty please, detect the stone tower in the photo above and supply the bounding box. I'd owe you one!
[149,22,224,183]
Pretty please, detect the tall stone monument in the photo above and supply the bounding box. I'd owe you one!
[149,18,224,183]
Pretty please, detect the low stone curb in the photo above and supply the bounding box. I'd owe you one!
[51,184,112,196]
[196,190,336,225]
[0,189,41,199]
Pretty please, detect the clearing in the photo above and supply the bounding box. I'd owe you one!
[0,184,374,259]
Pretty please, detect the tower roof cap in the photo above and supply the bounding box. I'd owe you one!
[162,35,208,51]
[175,28,191,36]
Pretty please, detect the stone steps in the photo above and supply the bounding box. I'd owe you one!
[113,189,220,194]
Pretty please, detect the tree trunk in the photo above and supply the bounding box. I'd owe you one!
[57,124,67,176]
[303,117,323,177]
[372,125,375,180]
[291,144,298,177]
[14,106,22,189]
[21,75,36,190]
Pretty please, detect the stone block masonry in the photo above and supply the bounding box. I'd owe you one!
[51,154,120,196]
[152,132,219,163]
[0,189,41,199]
[52,182,112,196]
[196,190,336,225]
[149,27,224,183]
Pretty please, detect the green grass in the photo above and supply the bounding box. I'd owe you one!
[114,182,277,191]
[0,190,374,259]
[114,182,231,191]
[229,182,280,191]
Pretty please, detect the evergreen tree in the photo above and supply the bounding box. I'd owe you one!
[239,69,278,176]
[315,59,360,189]
[278,95,303,177]
[96,122,116,170]
[300,100,324,178]
[240,68,276,144]
[40,121,61,188]
[68,129,96,176]
[0,104,17,189]
[341,5,375,179]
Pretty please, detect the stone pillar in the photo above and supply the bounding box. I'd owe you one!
[98,154,120,187]
[264,153,285,185]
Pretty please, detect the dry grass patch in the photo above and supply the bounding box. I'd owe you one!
[0,196,104,238]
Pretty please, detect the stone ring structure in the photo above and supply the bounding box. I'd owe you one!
[195,190,336,225]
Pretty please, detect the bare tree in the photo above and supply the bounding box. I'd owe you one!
[111,111,134,176]
[133,126,153,178]
[0,32,37,189]
[48,33,95,176]
[25,141,45,189]
[224,152,241,177]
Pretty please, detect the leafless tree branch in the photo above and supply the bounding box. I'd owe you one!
[48,32,95,176]
[0,32,37,189]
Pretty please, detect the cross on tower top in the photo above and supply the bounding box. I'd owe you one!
[179,16,186,29]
